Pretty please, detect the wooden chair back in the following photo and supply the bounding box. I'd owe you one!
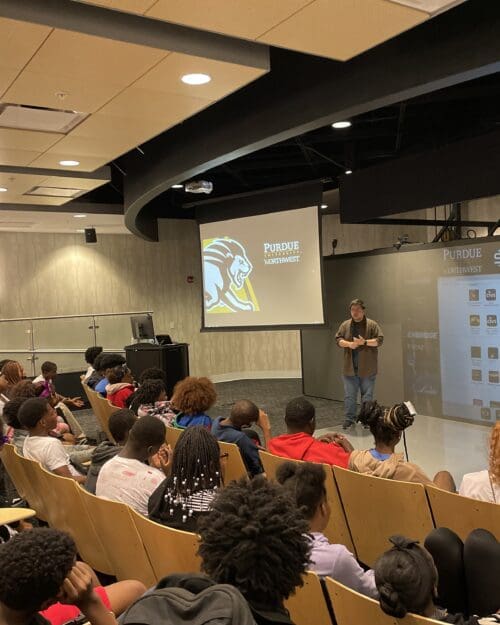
[218,440,248,484]
[165,426,183,449]
[1,444,29,500]
[36,467,113,575]
[95,395,119,443]
[14,453,50,522]
[131,508,202,582]
[325,578,444,625]
[78,487,156,587]
[426,483,500,540]
[333,467,434,567]
[259,450,355,554]
[285,571,333,625]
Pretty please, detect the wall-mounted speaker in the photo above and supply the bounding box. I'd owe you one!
[84,227,97,244]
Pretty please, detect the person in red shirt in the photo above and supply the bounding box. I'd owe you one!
[268,397,353,467]
[106,365,135,408]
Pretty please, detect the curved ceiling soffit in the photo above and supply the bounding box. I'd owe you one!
[123,2,500,240]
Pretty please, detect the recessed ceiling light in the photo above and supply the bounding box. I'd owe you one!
[181,73,211,85]
[320,204,328,209]
[73,214,87,218]
[345,169,353,175]
[0,187,7,192]
[59,159,80,167]
[332,121,351,129]
[171,184,183,189]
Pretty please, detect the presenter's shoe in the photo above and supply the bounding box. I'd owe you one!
[342,419,354,430]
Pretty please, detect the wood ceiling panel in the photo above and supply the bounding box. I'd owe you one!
[69,113,163,142]
[146,0,312,40]
[98,87,210,123]
[20,29,167,88]
[29,153,108,172]
[0,67,20,98]
[0,173,45,195]
[0,129,63,152]
[0,18,51,70]
[41,176,108,191]
[134,53,267,99]
[79,0,157,13]
[258,0,427,61]
[45,135,131,159]
[3,70,125,113]
[0,148,42,167]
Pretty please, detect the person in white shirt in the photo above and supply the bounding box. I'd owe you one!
[277,460,378,599]
[96,415,171,516]
[459,422,500,504]
[19,397,86,484]
[83,346,103,382]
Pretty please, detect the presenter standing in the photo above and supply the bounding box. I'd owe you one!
[335,299,384,429]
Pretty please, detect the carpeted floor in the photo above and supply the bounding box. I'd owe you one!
[76,378,345,441]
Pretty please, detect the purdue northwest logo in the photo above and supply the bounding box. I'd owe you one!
[203,238,259,313]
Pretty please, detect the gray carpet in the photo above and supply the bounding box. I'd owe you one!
[75,378,345,441]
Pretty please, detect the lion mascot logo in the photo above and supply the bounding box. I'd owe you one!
[203,238,255,312]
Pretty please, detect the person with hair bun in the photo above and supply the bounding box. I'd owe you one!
[350,400,455,491]
[374,532,500,623]
[459,422,500,503]
[277,461,377,598]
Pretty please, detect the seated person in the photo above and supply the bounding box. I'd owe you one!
[3,398,30,452]
[85,409,137,494]
[197,476,311,624]
[19,398,87,483]
[277,461,377,598]
[459,421,499,503]
[94,354,127,397]
[86,352,106,390]
[170,376,215,429]
[148,426,222,532]
[374,530,500,623]
[83,346,103,382]
[105,365,135,409]
[0,527,145,625]
[352,400,455,491]
[138,367,167,385]
[33,361,84,410]
[96,415,170,516]
[268,397,352,468]
[0,361,25,412]
[128,380,176,425]
[212,400,270,477]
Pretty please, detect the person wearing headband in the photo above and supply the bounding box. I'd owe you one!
[374,531,500,623]
[335,299,384,430]
[349,400,455,491]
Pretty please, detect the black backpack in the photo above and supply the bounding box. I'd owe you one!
[119,575,257,625]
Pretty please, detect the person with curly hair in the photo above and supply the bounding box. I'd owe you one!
[83,346,103,382]
[0,361,25,413]
[0,527,145,625]
[171,376,215,429]
[197,476,311,624]
[459,421,500,503]
[128,379,176,426]
[374,531,500,623]
[276,461,377,598]
[351,400,455,491]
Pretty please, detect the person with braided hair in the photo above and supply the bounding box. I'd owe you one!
[128,379,177,426]
[148,426,222,531]
[374,532,500,623]
[197,476,311,625]
[350,400,455,490]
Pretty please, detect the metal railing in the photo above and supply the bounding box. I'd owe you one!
[0,311,153,375]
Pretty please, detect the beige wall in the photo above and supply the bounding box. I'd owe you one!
[0,208,462,378]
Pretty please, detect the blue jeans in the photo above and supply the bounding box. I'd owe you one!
[342,374,376,424]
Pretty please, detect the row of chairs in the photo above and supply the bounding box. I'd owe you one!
[81,383,119,442]
[1,443,445,625]
[258,449,500,566]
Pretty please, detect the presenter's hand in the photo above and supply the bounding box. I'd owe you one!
[348,341,359,349]
[352,336,365,347]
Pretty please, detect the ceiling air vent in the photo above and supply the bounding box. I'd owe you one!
[25,186,84,198]
[0,104,87,134]
[388,0,465,14]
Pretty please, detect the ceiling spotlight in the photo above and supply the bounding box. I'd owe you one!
[332,121,351,129]
[345,169,353,175]
[320,204,328,209]
[0,187,7,192]
[73,214,87,218]
[59,159,80,166]
[181,73,211,85]
[171,184,183,189]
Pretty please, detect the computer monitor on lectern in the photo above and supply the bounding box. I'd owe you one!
[130,314,155,342]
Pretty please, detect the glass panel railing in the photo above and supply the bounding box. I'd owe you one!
[32,317,94,351]
[0,320,32,351]
[95,315,135,352]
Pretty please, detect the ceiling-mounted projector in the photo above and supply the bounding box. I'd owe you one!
[184,180,213,194]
